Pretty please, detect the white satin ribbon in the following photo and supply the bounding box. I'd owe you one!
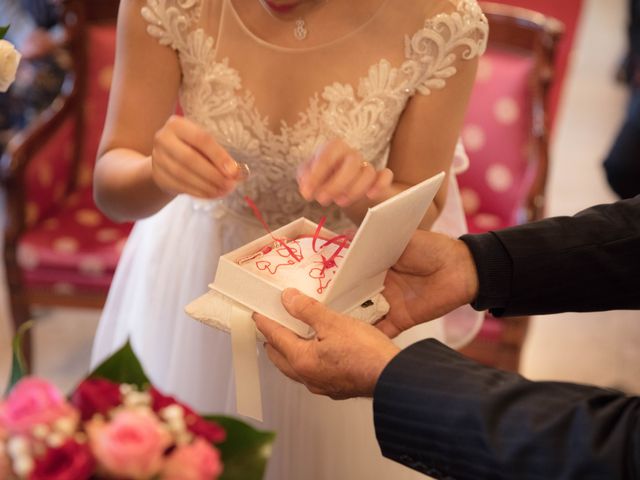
[230,305,263,421]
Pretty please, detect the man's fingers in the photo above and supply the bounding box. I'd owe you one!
[263,344,303,384]
[280,289,334,331]
[374,318,402,338]
[253,313,303,357]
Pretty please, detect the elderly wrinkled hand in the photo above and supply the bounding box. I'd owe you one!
[253,289,400,400]
[377,230,480,338]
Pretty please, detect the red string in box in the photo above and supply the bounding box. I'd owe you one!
[242,197,351,293]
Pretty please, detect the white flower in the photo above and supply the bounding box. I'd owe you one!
[0,39,21,93]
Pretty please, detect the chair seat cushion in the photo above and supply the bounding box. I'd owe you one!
[459,46,537,233]
[17,188,132,294]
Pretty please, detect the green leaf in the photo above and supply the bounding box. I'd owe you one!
[0,25,8,40]
[87,341,150,389]
[5,321,34,395]
[206,415,276,480]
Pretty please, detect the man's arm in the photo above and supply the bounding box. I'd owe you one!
[255,290,640,479]
[374,338,640,480]
[462,196,640,317]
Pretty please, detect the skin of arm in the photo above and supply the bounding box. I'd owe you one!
[93,0,180,221]
[94,0,239,222]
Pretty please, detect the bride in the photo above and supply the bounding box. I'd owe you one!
[91,0,488,478]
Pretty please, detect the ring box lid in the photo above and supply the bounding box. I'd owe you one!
[324,171,445,304]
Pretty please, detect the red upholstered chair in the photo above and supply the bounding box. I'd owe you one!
[1,0,127,369]
[457,3,564,371]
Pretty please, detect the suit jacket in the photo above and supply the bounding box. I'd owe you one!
[373,197,640,479]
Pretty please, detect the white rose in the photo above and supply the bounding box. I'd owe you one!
[0,39,21,93]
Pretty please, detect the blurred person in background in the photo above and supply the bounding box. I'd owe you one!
[0,0,68,156]
[604,0,640,199]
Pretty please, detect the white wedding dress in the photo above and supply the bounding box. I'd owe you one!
[92,0,488,478]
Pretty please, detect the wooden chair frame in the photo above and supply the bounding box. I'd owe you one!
[1,0,121,369]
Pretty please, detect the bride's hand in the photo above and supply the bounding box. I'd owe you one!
[151,115,240,198]
[297,139,393,207]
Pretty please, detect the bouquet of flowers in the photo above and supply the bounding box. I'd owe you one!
[0,25,21,92]
[0,324,274,479]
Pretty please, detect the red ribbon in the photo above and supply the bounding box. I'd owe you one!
[244,196,351,281]
[244,196,301,262]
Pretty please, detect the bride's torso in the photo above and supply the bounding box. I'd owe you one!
[141,0,487,227]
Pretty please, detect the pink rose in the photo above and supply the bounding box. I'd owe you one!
[29,439,95,480]
[150,388,226,444]
[162,438,223,480]
[0,378,77,435]
[87,409,171,479]
[71,379,122,421]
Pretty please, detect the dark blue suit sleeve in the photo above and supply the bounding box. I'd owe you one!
[460,196,640,316]
[373,339,640,479]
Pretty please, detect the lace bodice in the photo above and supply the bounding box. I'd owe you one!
[141,0,488,227]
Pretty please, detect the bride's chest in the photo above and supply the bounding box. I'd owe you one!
[176,33,421,162]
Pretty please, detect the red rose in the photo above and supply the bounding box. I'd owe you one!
[149,388,226,444]
[29,440,95,480]
[71,379,122,421]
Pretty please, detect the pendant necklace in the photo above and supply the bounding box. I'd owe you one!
[293,18,308,40]
[259,0,325,41]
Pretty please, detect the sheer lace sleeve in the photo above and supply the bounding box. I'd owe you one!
[141,0,203,51]
[404,0,488,96]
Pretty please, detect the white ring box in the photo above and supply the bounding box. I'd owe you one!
[186,171,446,336]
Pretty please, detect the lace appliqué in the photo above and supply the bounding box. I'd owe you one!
[403,0,489,95]
[141,0,488,228]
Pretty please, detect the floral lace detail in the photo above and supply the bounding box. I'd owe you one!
[142,0,202,50]
[404,0,488,95]
[141,0,487,228]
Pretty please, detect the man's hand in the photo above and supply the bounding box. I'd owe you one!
[254,289,401,400]
[377,230,480,338]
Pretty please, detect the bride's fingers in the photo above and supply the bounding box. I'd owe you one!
[154,134,237,196]
[366,168,394,199]
[167,115,239,179]
[264,345,304,384]
[315,153,363,206]
[335,163,377,207]
[153,149,234,198]
[300,140,349,200]
[152,166,213,198]
[296,162,313,199]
